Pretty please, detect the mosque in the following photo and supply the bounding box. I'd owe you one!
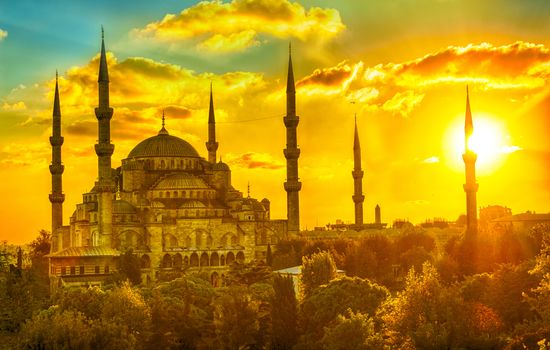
[47,32,300,288]
[47,31,478,289]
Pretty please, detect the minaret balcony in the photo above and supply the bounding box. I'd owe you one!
[95,143,115,156]
[284,181,302,192]
[284,116,299,128]
[49,193,65,203]
[284,148,301,159]
[49,136,64,146]
[462,151,477,163]
[352,194,365,203]
[206,141,219,152]
[95,107,113,120]
[49,164,65,175]
[352,170,364,178]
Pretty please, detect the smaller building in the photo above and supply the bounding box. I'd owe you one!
[489,212,550,234]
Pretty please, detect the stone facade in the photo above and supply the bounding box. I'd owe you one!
[48,32,288,289]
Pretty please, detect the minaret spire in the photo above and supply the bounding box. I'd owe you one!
[206,82,219,163]
[352,114,364,226]
[94,27,115,247]
[283,43,301,235]
[49,71,65,253]
[462,86,478,237]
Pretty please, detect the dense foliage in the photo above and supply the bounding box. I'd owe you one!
[1,225,549,349]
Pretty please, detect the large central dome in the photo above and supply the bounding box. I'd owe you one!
[127,127,200,158]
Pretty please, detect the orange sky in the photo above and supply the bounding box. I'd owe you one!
[1,0,550,244]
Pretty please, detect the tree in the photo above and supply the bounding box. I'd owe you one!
[117,249,143,285]
[300,251,337,298]
[321,309,385,350]
[297,276,389,349]
[271,274,298,350]
[212,286,262,349]
[226,260,272,286]
[18,309,93,349]
[381,263,503,349]
[101,282,152,347]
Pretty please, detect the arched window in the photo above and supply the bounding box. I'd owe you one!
[200,253,209,267]
[140,255,151,268]
[226,252,235,265]
[173,254,182,269]
[236,251,245,264]
[171,159,174,168]
[162,254,172,268]
[173,191,177,198]
[166,191,170,198]
[183,255,189,266]
[190,253,199,267]
[231,235,239,246]
[160,160,165,169]
[211,272,219,287]
[210,252,220,266]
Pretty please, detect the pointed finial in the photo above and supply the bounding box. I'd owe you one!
[53,70,61,117]
[98,26,109,83]
[158,109,169,135]
[289,41,292,55]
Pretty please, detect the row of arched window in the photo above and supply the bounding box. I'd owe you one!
[164,232,239,249]
[139,251,245,269]
[156,190,214,200]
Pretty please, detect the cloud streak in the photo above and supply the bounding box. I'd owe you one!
[133,0,345,52]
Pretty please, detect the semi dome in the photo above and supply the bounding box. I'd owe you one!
[154,173,209,190]
[127,128,200,159]
[112,200,136,214]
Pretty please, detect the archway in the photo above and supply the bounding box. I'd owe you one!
[190,253,199,267]
[236,251,245,263]
[210,252,220,266]
[226,252,235,265]
[173,253,182,269]
[162,254,172,268]
[140,254,151,268]
[200,252,209,267]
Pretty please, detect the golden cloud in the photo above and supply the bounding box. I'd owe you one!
[0,29,7,41]
[2,101,26,111]
[133,0,345,52]
[294,41,550,117]
[226,152,284,169]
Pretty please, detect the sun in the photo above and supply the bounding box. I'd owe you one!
[444,114,517,173]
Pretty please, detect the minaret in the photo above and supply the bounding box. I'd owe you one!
[283,44,301,235]
[206,83,218,163]
[462,86,478,236]
[95,27,115,247]
[352,115,364,226]
[49,71,65,253]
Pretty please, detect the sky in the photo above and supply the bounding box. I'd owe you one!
[1,0,550,244]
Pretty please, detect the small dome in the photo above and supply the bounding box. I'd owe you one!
[112,200,136,214]
[212,161,230,171]
[154,173,209,190]
[127,128,199,159]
